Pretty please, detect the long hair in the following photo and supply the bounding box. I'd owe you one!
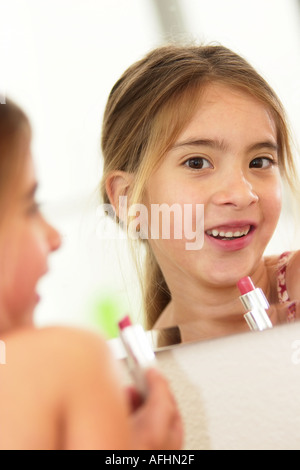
[101,44,298,329]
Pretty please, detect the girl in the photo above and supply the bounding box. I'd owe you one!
[0,99,183,450]
[101,44,300,341]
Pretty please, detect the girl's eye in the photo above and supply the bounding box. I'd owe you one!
[250,157,276,169]
[184,157,212,170]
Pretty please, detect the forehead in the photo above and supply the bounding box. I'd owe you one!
[177,83,277,143]
[21,149,35,186]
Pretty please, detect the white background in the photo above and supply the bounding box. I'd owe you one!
[1,0,300,335]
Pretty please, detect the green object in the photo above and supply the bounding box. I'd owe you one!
[90,292,124,339]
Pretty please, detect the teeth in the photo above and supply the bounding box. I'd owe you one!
[206,227,251,239]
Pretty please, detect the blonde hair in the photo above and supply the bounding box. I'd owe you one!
[101,44,298,329]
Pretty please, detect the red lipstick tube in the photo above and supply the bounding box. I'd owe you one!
[237,277,273,331]
[118,315,156,398]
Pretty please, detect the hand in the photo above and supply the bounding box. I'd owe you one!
[126,368,183,450]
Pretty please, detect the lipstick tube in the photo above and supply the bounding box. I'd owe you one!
[237,277,273,331]
[118,315,156,398]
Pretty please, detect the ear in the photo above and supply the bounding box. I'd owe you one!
[105,170,134,218]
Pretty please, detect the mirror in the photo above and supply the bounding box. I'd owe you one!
[110,300,300,359]
[3,1,300,347]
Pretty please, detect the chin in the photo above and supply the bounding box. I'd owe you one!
[200,258,258,288]
[206,273,240,288]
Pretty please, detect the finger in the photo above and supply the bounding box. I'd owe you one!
[144,368,182,430]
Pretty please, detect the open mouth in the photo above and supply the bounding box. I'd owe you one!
[205,225,253,241]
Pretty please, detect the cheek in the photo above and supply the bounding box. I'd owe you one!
[144,176,204,245]
[263,182,282,226]
[4,232,48,317]
[146,203,204,262]
[19,231,48,275]
[4,231,47,294]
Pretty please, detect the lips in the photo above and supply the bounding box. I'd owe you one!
[205,221,257,251]
[206,224,252,240]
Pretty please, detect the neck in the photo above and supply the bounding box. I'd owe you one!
[159,258,270,340]
[0,308,34,337]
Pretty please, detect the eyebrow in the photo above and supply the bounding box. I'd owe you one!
[172,138,279,153]
[172,138,229,152]
[246,141,279,153]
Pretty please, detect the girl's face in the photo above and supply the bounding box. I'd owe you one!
[144,83,282,288]
[0,146,61,331]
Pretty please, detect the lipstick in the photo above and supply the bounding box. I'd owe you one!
[237,276,273,331]
[118,315,156,399]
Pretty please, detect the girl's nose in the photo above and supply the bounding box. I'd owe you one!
[211,169,259,209]
[47,222,62,252]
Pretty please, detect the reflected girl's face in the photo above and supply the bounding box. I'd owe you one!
[143,83,282,288]
[0,145,61,331]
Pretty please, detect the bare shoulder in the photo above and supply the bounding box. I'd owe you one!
[286,250,300,299]
[2,326,112,370]
[264,251,300,301]
[265,250,300,300]
[264,253,281,269]
[0,326,125,449]
[0,328,125,416]
[0,326,119,406]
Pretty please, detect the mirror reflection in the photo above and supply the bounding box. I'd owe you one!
[102,42,300,348]
[149,252,300,348]
[4,1,300,349]
[150,301,300,350]
[112,297,300,355]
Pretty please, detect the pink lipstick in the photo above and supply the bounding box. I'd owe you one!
[205,224,256,252]
[237,276,272,331]
[118,315,156,399]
